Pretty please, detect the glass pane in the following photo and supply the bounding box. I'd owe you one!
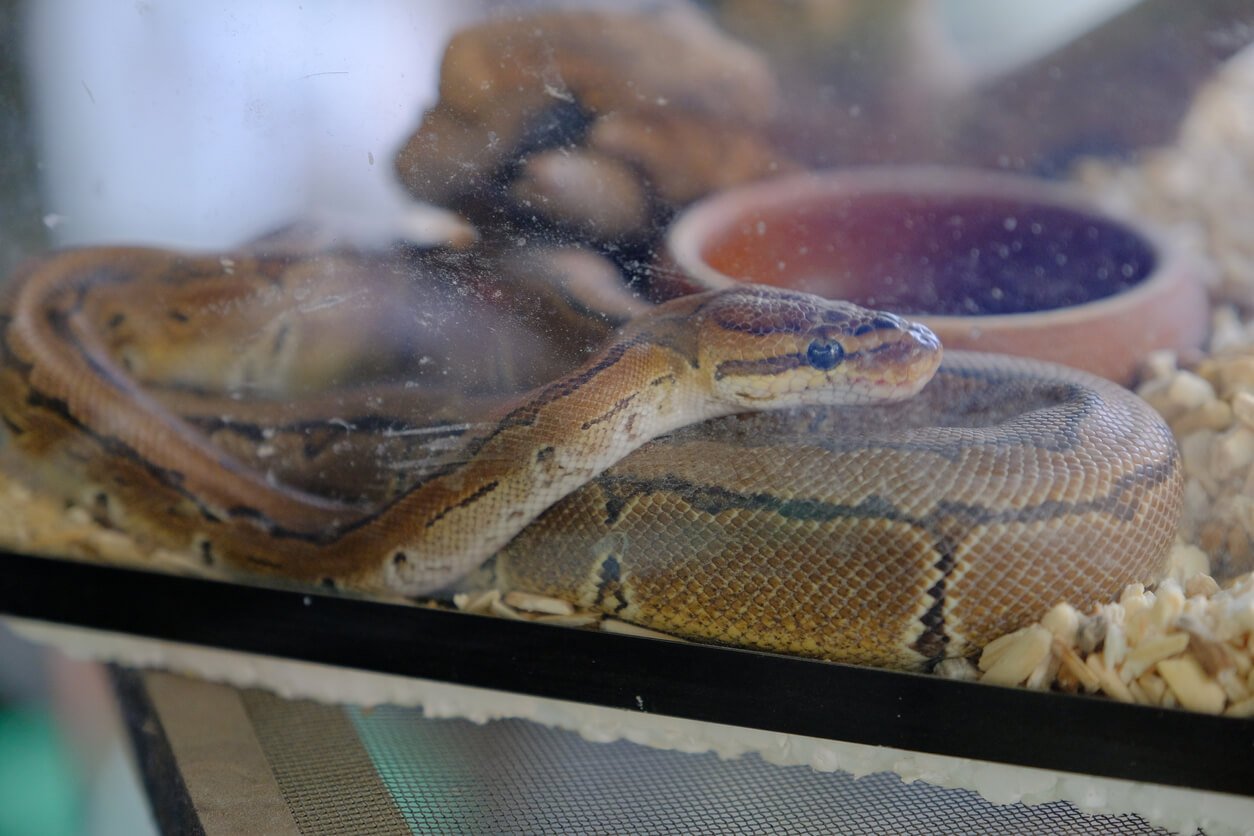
[2,0,1253,718]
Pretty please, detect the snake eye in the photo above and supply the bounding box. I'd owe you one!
[805,339,845,370]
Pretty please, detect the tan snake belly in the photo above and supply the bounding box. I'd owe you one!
[0,247,1182,669]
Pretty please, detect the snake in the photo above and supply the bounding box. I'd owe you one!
[0,246,1183,669]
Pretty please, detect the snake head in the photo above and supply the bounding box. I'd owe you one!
[685,285,943,410]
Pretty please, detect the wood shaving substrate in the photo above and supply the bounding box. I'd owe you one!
[974,44,1254,713]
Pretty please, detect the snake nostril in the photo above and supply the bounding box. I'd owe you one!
[909,323,939,347]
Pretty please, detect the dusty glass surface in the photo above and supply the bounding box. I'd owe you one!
[2,1,1254,711]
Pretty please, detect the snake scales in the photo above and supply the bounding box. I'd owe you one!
[0,246,1182,668]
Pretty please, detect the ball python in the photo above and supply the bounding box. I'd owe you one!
[0,247,1182,668]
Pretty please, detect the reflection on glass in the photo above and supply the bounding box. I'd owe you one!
[2,1,1254,716]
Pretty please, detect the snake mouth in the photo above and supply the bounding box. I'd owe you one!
[836,374,931,404]
[848,326,943,398]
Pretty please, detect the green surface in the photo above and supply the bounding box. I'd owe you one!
[0,708,82,836]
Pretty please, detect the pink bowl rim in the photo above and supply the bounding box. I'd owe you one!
[665,165,1204,329]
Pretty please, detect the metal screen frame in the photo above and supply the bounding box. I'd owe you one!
[3,550,1251,796]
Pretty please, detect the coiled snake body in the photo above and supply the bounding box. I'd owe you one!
[0,248,1182,668]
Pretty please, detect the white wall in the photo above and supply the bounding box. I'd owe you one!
[23,0,474,249]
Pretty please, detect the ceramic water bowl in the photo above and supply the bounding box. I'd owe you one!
[664,167,1209,383]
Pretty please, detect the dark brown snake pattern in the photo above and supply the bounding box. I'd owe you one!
[0,247,1182,668]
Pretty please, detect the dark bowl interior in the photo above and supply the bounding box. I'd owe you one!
[698,192,1158,317]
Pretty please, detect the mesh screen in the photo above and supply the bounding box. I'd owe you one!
[237,692,1194,835]
[242,691,411,835]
